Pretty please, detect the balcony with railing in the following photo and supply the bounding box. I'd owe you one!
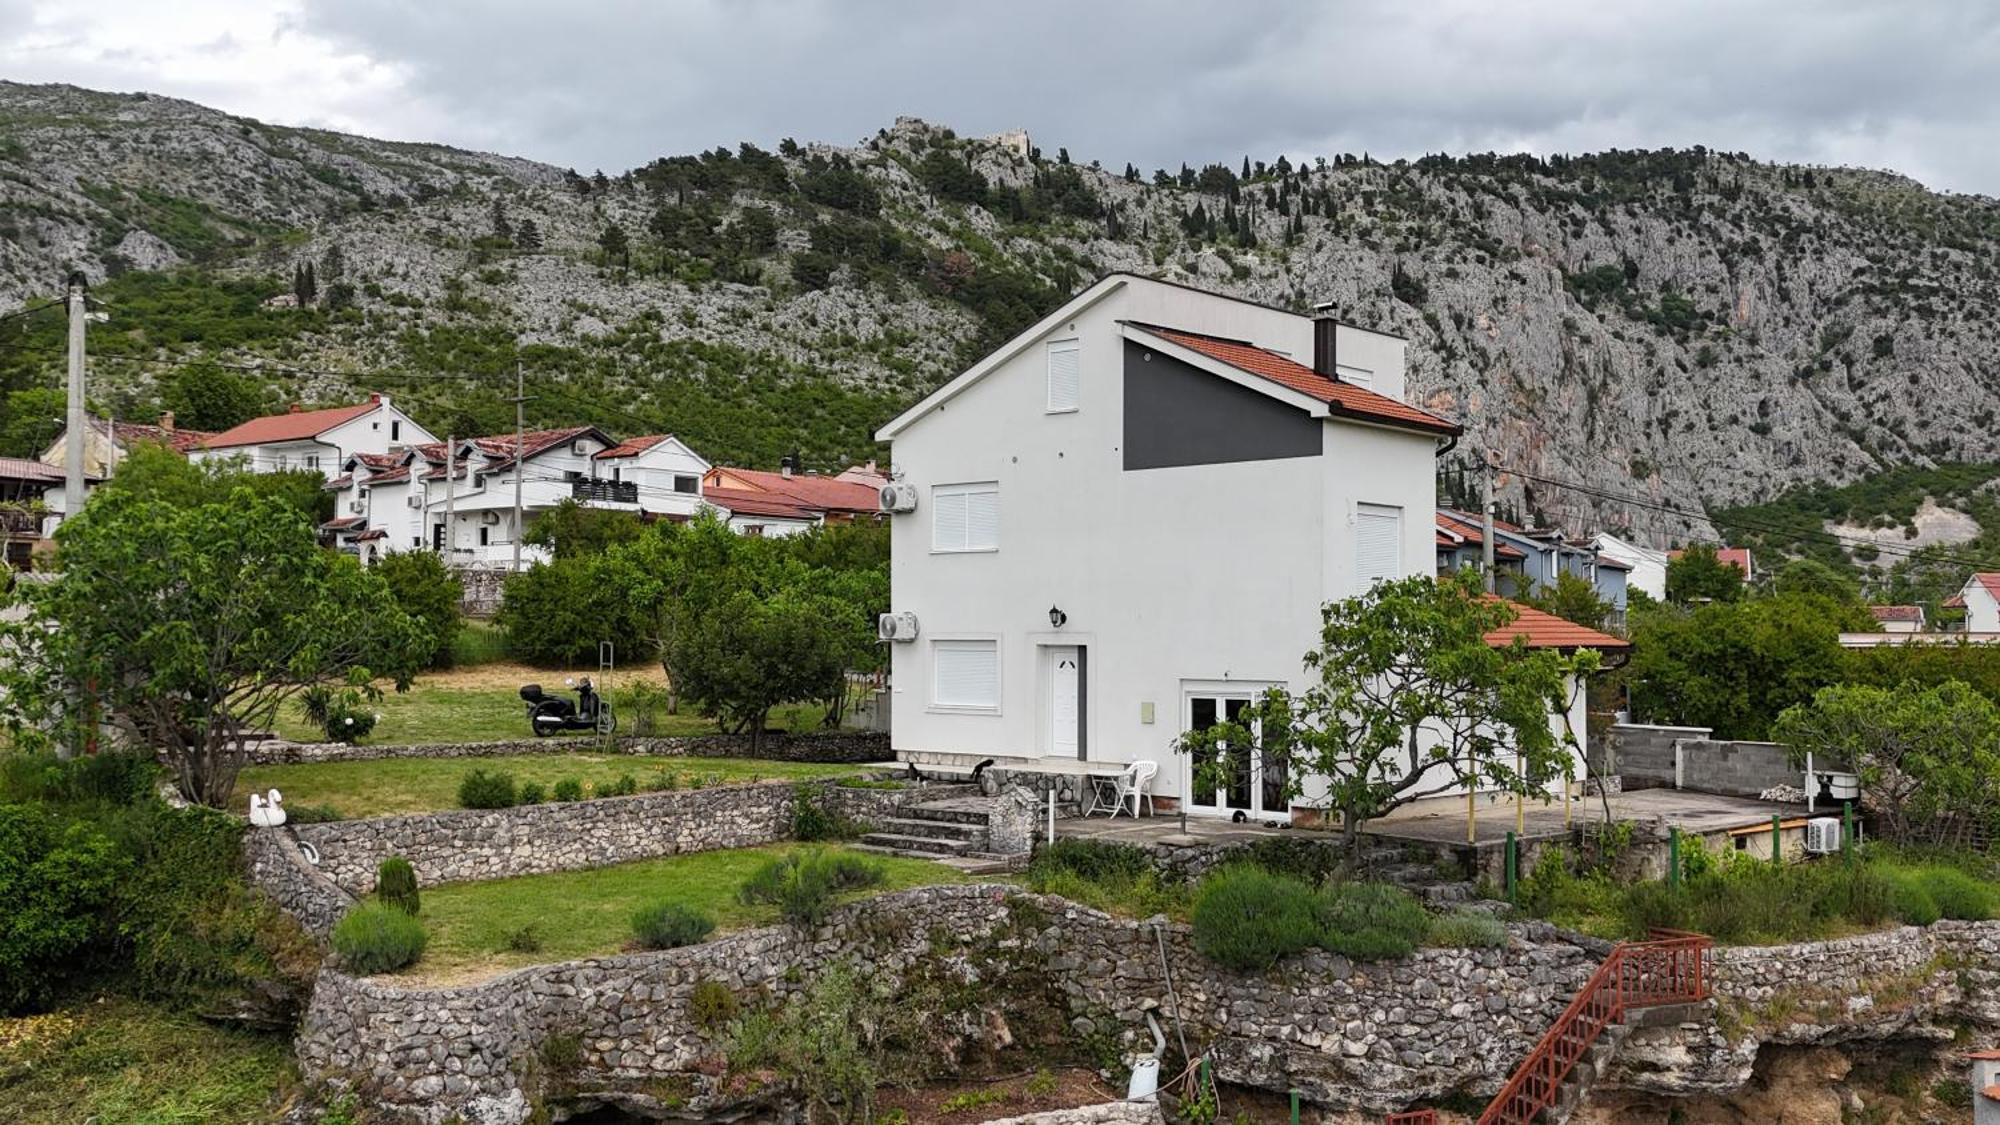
[571,478,639,504]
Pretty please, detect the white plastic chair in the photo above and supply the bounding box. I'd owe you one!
[1103,761,1157,818]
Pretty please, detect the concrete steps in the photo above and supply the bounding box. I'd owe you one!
[858,797,996,858]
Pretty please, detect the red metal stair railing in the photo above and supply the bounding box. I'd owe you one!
[1468,928,1711,1125]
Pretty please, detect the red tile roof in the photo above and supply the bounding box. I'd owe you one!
[703,486,822,520]
[1668,546,1753,576]
[1969,574,2000,602]
[109,420,214,454]
[596,435,670,460]
[1869,605,1926,624]
[709,468,882,514]
[1483,597,1629,651]
[1128,324,1460,436]
[201,399,382,449]
[1435,512,1527,561]
[474,427,604,471]
[320,515,365,531]
[0,456,82,484]
[1944,592,1968,609]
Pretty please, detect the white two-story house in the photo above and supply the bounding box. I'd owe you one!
[192,393,434,480]
[876,273,1618,819]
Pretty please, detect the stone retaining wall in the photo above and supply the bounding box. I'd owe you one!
[281,779,951,896]
[296,884,1602,1123]
[242,829,357,937]
[242,730,889,766]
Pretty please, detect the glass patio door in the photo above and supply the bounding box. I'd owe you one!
[1185,692,1288,817]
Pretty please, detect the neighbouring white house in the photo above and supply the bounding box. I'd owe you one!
[1868,605,1927,634]
[191,393,436,481]
[1946,574,2000,633]
[1593,531,1669,601]
[36,413,218,529]
[593,434,711,517]
[875,272,1625,819]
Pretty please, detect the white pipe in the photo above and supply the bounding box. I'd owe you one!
[1047,788,1056,845]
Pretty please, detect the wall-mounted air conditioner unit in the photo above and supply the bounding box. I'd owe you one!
[879,483,919,513]
[407,495,424,509]
[348,500,365,514]
[571,441,588,456]
[877,612,920,642]
[1804,818,1841,855]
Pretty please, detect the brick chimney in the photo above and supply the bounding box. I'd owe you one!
[158,410,174,433]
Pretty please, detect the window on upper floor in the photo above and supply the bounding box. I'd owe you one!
[391,420,402,441]
[932,482,999,552]
[1046,339,1080,413]
[932,638,1000,711]
[304,454,320,470]
[673,474,698,494]
[1356,502,1403,587]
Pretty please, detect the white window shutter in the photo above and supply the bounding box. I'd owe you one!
[934,640,999,708]
[1355,503,1403,586]
[965,488,999,550]
[933,489,969,551]
[1047,340,1080,412]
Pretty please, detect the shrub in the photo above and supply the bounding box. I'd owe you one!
[1427,908,1509,949]
[331,902,427,974]
[457,769,517,809]
[286,802,342,824]
[1886,871,1941,926]
[1911,867,1996,921]
[323,695,380,742]
[632,901,717,950]
[375,550,464,669]
[792,783,859,841]
[552,777,584,802]
[599,774,639,799]
[1027,838,1152,884]
[739,849,884,926]
[1314,882,1430,960]
[375,857,419,916]
[503,924,542,953]
[690,978,739,1030]
[517,781,546,805]
[0,803,127,1012]
[1189,866,1319,971]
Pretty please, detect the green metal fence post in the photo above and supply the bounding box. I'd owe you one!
[1842,801,1855,863]
[1668,826,1681,889]
[1772,814,1782,865]
[1290,1090,1300,1125]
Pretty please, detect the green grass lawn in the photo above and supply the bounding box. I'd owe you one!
[236,754,869,820]
[0,997,292,1124]
[267,672,825,745]
[405,844,983,983]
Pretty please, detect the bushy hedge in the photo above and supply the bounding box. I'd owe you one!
[1189,866,1320,970]
[1024,838,1185,918]
[791,782,861,842]
[332,903,427,974]
[0,803,128,1011]
[552,777,584,803]
[631,902,716,950]
[518,781,547,805]
[1313,882,1430,960]
[457,769,518,809]
[1427,908,1510,949]
[376,857,419,916]
[738,849,883,926]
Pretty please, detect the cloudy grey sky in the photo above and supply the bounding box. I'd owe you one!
[4,0,1998,195]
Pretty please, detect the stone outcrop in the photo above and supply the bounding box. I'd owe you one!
[241,730,888,766]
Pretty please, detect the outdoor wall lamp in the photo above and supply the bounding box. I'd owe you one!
[1048,605,1067,628]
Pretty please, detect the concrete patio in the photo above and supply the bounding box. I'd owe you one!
[1364,786,1804,847]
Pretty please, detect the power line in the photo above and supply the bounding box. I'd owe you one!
[0,299,66,325]
[1501,464,2000,572]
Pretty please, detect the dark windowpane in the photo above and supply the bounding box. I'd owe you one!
[1191,697,1217,803]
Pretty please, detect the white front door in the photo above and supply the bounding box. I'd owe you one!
[1050,646,1080,759]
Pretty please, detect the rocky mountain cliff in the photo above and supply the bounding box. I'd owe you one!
[5,81,1999,544]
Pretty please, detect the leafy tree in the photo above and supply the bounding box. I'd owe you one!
[0,490,431,805]
[1525,571,1612,630]
[1774,680,2000,845]
[374,550,465,669]
[1772,557,1861,606]
[158,363,269,432]
[916,149,987,205]
[521,498,644,559]
[597,223,631,269]
[514,218,542,251]
[1621,593,1858,739]
[495,552,647,667]
[0,387,68,457]
[1174,571,1595,854]
[602,514,760,714]
[677,588,852,753]
[291,261,316,305]
[1665,544,1745,604]
[100,442,331,524]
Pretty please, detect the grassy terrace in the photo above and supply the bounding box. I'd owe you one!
[404,844,981,983]
[0,998,291,1124]
[267,661,825,746]
[237,754,866,820]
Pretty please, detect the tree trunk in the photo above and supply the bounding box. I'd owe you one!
[748,708,769,757]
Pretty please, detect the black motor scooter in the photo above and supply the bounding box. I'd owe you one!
[520,677,617,737]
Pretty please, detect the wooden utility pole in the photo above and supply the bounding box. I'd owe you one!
[62,273,88,521]
[511,359,526,573]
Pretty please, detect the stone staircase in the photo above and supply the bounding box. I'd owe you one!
[1534,1003,1706,1123]
[856,797,1012,871]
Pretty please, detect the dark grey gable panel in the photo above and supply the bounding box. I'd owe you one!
[1122,339,1321,471]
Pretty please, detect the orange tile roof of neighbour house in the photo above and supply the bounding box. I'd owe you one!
[471,427,603,470]
[1944,592,1968,608]
[0,456,87,483]
[109,420,214,454]
[201,398,383,449]
[1126,323,1461,436]
[1436,512,1528,561]
[709,467,882,514]
[703,486,823,520]
[1968,574,2000,601]
[1869,605,1926,624]
[596,435,671,460]
[1483,597,1630,651]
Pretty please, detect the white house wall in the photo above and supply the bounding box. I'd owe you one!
[886,277,1439,806]
[1968,585,2000,632]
